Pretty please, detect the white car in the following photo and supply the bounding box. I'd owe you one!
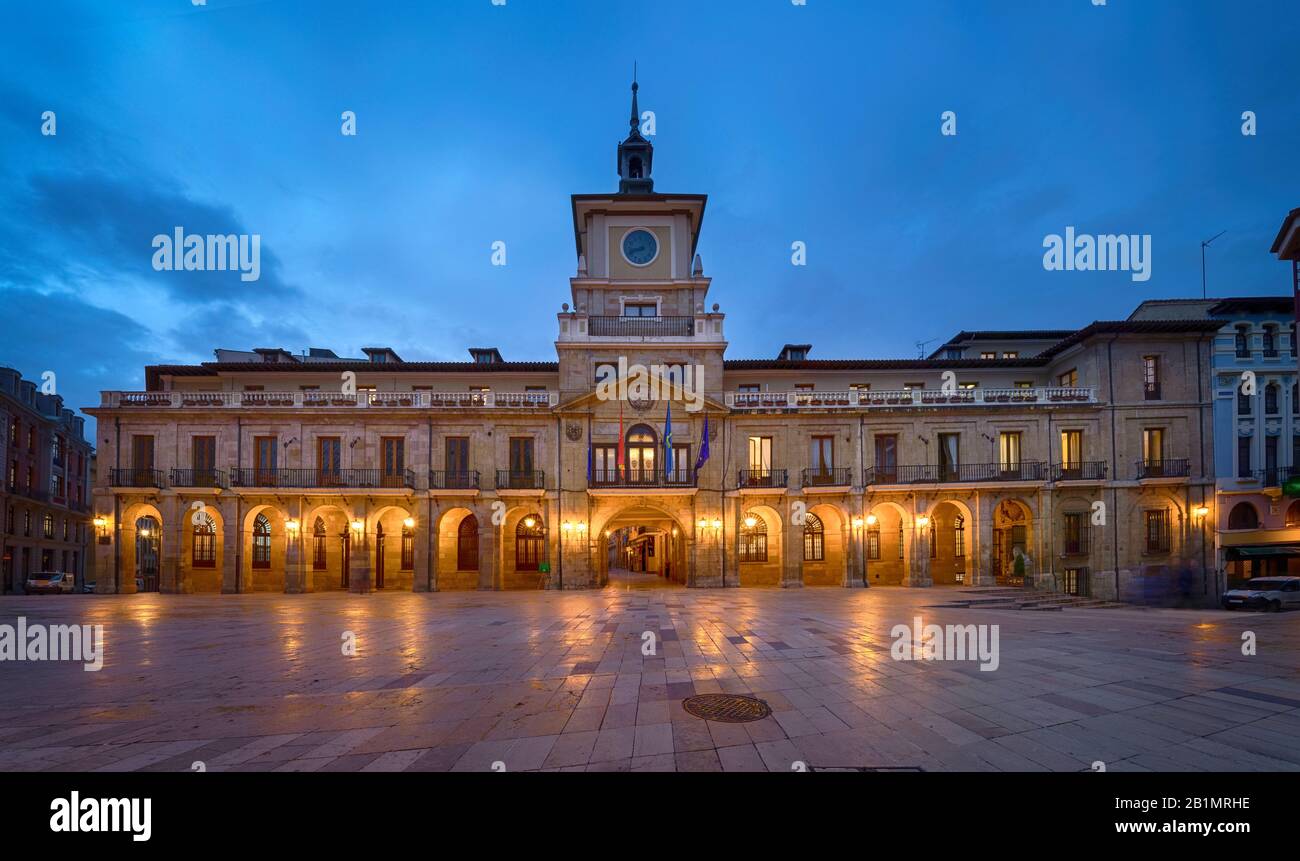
[1221,576,1300,612]
[24,571,75,595]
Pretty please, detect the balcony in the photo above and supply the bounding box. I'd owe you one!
[1052,461,1108,482]
[1135,459,1190,480]
[802,468,853,488]
[429,470,480,490]
[1255,467,1300,488]
[590,468,697,489]
[726,387,1096,411]
[864,462,1047,485]
[588,316,694,338]
[737,469,788,489]
[170,469,228,489]
[100,391,560,410]
[497,470,545,490]
[110,468,166,488]
[229,468,417,489]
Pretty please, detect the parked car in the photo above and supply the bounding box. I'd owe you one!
[24,571,75,595]
[1221,576,1300,612]
[82,581,97,594]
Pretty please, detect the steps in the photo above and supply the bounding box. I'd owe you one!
[938,587,1129,611]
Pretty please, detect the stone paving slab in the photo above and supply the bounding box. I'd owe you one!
[0,588,1297,772]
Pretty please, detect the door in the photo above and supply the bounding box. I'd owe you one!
[509,438,534,487]
[254,436,278,485]
[374,523,385,589]
[136,516,160,592]
[938,433,959,481]
[382,437,405,488]
[132,435,155,484]
[626,426,656,485]
[340,532,350,589]
[446,437,470,487]
[457,514,479,571]
[875,434,897,483]
[192,436,216,485]
[810,436,834,484]
[318,437,341,486]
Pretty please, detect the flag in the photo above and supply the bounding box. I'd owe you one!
[617,401,625,477]
[664,401,674,479]
[695,414,710,471]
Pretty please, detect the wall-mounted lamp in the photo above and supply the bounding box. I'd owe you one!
[93,515,111,544]
[916,515,932,529]
[1192,505,1210,521]
[285,519,300,536]
[350,519,364,533]
[524,516,537,529]
[866,514,878,527]
[403,517,416,529]
[744,515,758,529]
[562,521,587,535]
[711,518,722,531]
[851,516,864,530]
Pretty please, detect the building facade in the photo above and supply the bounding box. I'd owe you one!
[86,85,1226,604]
[1,367,94,593]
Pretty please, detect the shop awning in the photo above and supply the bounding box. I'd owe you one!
[1226,545,1300,559]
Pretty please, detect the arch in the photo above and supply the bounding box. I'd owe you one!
[136,515,161,592]
[864,501,910,586]
[992,498,1034,585]
[435,506,480,591]
[117,501,163,594]
[1287,500,1300,528]
[180,502,225,593]
[241,504,288,592]
[929,501,970,586]
[302,504,351,592]
[370,504,417,591]
[1228,501,1260,530]
[801,503,847,587]
[192,512,217,568]
[593,501,691,588]
[515,513,545,572]
[737,505,783,587]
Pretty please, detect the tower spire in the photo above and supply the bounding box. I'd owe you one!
[629,70,640,137]
[617,73,654,194]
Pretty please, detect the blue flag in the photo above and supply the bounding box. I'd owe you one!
[664,401,674,478]
[695,414,710,471]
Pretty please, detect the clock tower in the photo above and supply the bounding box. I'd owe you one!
[617,78,654,195]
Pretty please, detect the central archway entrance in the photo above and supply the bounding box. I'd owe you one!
[596,504,688,590]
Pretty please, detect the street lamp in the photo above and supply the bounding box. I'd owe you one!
[93,515,110,544]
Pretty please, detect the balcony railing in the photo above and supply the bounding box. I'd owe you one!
[110,468,166,488]
[802,468,853,488]
[590,468,697,488]
[865,462,1047,485]
[497,469,545,490]
[726,387,1096,410]
[170,469,228,489]
[737,469,788,489]
[101,391,560,409]
[1052,461,1108,482]
[588,316,694,338]
[1255,467,1300,488]
[429,470,480,490]
[229,468,417,489]
[1135,459,1190,480]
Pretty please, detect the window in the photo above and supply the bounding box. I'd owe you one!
[1015,381,1034,389]
[312,518,327,570]
[1057,368,1078,388]
[802,512,824,561]
[903,382,925,391]
[998,432,1022,471]
[954,515,965,558]
[1228,502,1260,530]
[1235,326,1250,358]
[192,436,216,482]
[1266,435,1278,480]
[132,434,155,470]
[980,352,996,360]
[1142,428,1164,465]
[318,437,341,483]
[445,437,470,485]
[623,302,658,317]
[1063,512,1087,555]
[874,434,898,482]
[738,384,761,393]
[1266,384,1279,415]
[43,513,53,539]
[1060,430,1083,471]
[810,436,834,476]
[739,510,767,563]
[193,513,216,567]
[938,433,959,480]
[1144,510,1170,554]
[515,514,544,571]
[866,524,880,560]
[1238,387,1253,416]
[509,437,535,479]
[1238,435,1252,478]
[1263,325,1278,357]
[747,436,772,476]
[400,522,414,570]
[252,514,271,568]
[1292,323,1298,358]
[458,514,479,571]
[254,436,277,483]
[1142,355,1161,400]
[382,437,406,486]
[1002,351,1018,359]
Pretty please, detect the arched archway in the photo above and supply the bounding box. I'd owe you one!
[242,504,288,592]
[738,505,783,586]
[593,502,690,589]
[865,501,910,586]
[435,506,481,591]
[1228,501,1260,530]
[369,504,417,591]
[993,499,1034,585]
[303,504,351,591]
[182,504,224,593]
[136,515,161,592]
[499,509,548,590]
[117,502,163,594]
[1286,500,1300,528]
[801,503,847,586]
[929,500,972,586]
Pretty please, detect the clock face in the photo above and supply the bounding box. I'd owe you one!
[622,229,659,266]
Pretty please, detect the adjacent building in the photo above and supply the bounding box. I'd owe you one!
[0,367,94,593]
[85,84,1227,604]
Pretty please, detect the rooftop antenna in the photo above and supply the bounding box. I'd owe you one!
[915,338,938,358]
[1201,230,1226,299]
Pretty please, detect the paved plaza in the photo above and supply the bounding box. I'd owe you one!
[1,580,1298,772]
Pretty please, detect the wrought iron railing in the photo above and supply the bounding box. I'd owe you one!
[727,386,1096,410]
[737,469,788,489]
[801,468,853,487]
[496,470,545,490]
[588,316,694,337]
[1135,459,1190,479]
[429,470,480,490]
[1052,461,1108,482]
[590,468,696,488]
[110,468,166,488]
[169,469,228,488]
[864,462,1047,485]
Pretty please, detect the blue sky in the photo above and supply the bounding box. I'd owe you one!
[2,0,1298,441]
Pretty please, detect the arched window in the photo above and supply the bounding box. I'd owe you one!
[629,156,643,179]
[1235,325,1250,357]
[897,522,905,559]
[626,424,657,482]
[739,510,767,563]
[1266,383,1279,415]
[1228,502,1260,530]
[803,512,824,562]
[192,513,216,567]
[400,521,414,570]
[136,516,160,592]
[1263,325,1278,356]
[1238,387,1252,416]
[516,514,545,571]
[312,517,327,570]
[866,521,881,560]
[252,513,271,568]
[954,515,966,558]
[1286,501,1300,528]
[458,514,479,571]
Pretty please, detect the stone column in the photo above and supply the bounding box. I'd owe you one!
[348,505,371,593]
[782,499,803,588]
[220,497,240,593]
[846,493,867,588]
[414,503,432,593]
[159,496,182,593]
[973,493,997,586]
[907,506,933,587]
[284,510,304,594]
[478,508,497,590]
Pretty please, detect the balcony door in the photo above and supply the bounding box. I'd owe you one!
[192,436,216,485]
[626,425,656,485]
[875,434,898,483]
[998,432,1022,478]
[318,437,341,487]
[446,437,470,487]
[593,445,618,485]
[381,437,405,488]
[747,436,772,485]
[132,435,155,483]
[938,433,959,481]
[1143,428,1164,474]
[1060,430,1082,478]
[509,438,534,487]
[254,436,277,485]
[809,436,834,484]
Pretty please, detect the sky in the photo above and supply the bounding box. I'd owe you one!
[1,0,1298,443]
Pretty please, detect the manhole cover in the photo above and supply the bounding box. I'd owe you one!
[682,694,772,723]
